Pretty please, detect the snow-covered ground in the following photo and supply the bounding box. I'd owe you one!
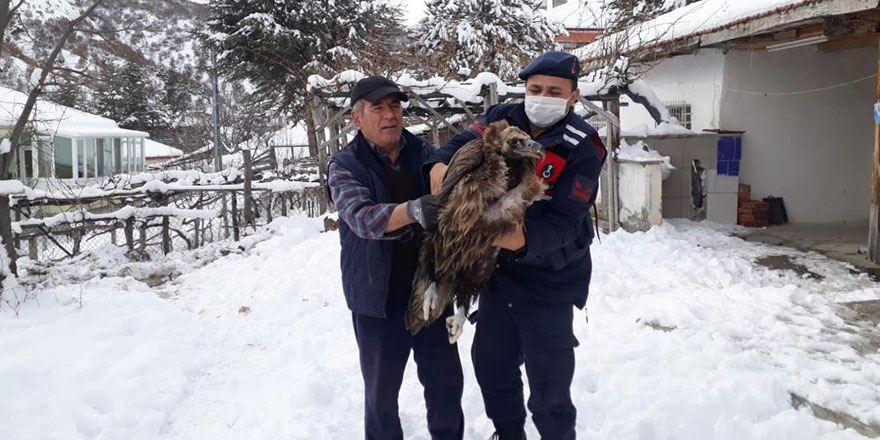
[1,218,879,439]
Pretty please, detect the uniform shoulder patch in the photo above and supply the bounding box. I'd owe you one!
[570,174,596,203]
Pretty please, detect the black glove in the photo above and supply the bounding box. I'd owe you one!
[407,194,439,231]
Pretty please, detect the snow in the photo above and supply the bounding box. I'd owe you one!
[0,179,27,195]
[0,85,148,139]
[144,139,183,159]
[544,0,604,28]
[617,139,676,180]
[6,169,317,205]
[0,138,10,154]
[574,0,859,60]
[623,121,695,137]
[1,217,879,438]
[628,79,673,123]
[13,206,219,232]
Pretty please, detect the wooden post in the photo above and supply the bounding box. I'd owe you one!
[28,236,37,260]
[193,218,200,249]
[243,150,255,229]
[231,191,240,241]
[431,121,440,146]
[311,97,329,214]
[221,193,229,239]
[268,146,278,172]
[870,39,880,262]
[124,217,134,251]
[328,120,341,156]
[162,215,171,254]
[13,207,21,250]
[72,228,81,255]
[281,193,288,217]
[110,224,117,245]
[605,99,621,232]
[138,222,146,251]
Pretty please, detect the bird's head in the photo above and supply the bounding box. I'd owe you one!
[487,121,544,161]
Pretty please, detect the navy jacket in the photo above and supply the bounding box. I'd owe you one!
[331,130,434,318]
[426,104,606,308]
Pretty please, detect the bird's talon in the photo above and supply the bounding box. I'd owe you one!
[446,308,467,344]
[422,282,438,321]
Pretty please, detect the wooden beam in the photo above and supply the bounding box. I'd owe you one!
[869,38,880,263]
[819,34,880,52]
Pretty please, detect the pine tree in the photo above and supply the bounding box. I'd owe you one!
[414,0,564,80]
[203,0,402,116]
[93,61,167,132]
[159,67,195,125]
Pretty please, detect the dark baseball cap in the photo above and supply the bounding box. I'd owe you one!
[350,76,408,106]
[518,51,581,81]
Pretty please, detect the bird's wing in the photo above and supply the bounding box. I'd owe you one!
[438,140,485,202]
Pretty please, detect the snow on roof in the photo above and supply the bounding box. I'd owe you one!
[144,139,183,159]
[0,85,148,139]
[308,70,524,107]
[545,0,604,29]
[573,0,875,60]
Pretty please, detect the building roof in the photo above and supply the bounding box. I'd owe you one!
[144,139,183,159]
[574,0,879,61]
[0,85,148,139]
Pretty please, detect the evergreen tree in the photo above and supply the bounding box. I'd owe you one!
[203,0,402,116]
[48,78,82,108]
[93,61,167,132]
[159,67,196,126]
[414,0,564,80]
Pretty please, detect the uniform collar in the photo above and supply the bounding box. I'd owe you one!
[510,103,585,150]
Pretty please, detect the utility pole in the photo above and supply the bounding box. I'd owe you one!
[211,50,223,172]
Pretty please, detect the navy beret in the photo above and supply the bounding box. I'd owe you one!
[518,51,581,81]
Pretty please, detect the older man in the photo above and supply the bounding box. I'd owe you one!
[328,76,464,440]
[426,52,607,440]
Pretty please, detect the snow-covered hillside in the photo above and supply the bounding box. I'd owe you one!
[1,0,207,102]
[1,218,878,439]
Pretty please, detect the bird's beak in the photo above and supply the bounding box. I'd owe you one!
[521,139,544,160]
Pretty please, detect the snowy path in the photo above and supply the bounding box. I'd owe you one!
[1,217,879,439]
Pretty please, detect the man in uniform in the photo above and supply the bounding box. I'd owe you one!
[426,52,607,440]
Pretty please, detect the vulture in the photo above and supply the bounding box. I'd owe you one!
[406,120,546,342]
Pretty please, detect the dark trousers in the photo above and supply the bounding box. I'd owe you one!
[352,293,465,440]
[471,284,578,440]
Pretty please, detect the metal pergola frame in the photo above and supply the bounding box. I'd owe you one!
[305,74,645,231]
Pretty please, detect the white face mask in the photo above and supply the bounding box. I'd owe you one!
[524,94,571,128]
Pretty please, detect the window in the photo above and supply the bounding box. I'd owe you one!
[552,0,568,7]
[114,138,122,174]
[85,138,96,177]
[101,137,113,176]
[77,139,86,178]
[122,138,130,172]
[664,101,692,130]
[22,149,34,178]
[135,138,144,171]
[37,138,52,177]
[55,137,73,178]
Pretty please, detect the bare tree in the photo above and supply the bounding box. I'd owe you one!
[0,0,23,59]
[0,0,105,279]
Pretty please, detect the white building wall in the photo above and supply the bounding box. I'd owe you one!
[721,46,875,223]
[619,49,725,132]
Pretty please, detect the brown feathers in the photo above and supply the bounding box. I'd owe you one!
[406,120,547,334]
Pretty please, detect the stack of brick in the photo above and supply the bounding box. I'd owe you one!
[737,184,769,227]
